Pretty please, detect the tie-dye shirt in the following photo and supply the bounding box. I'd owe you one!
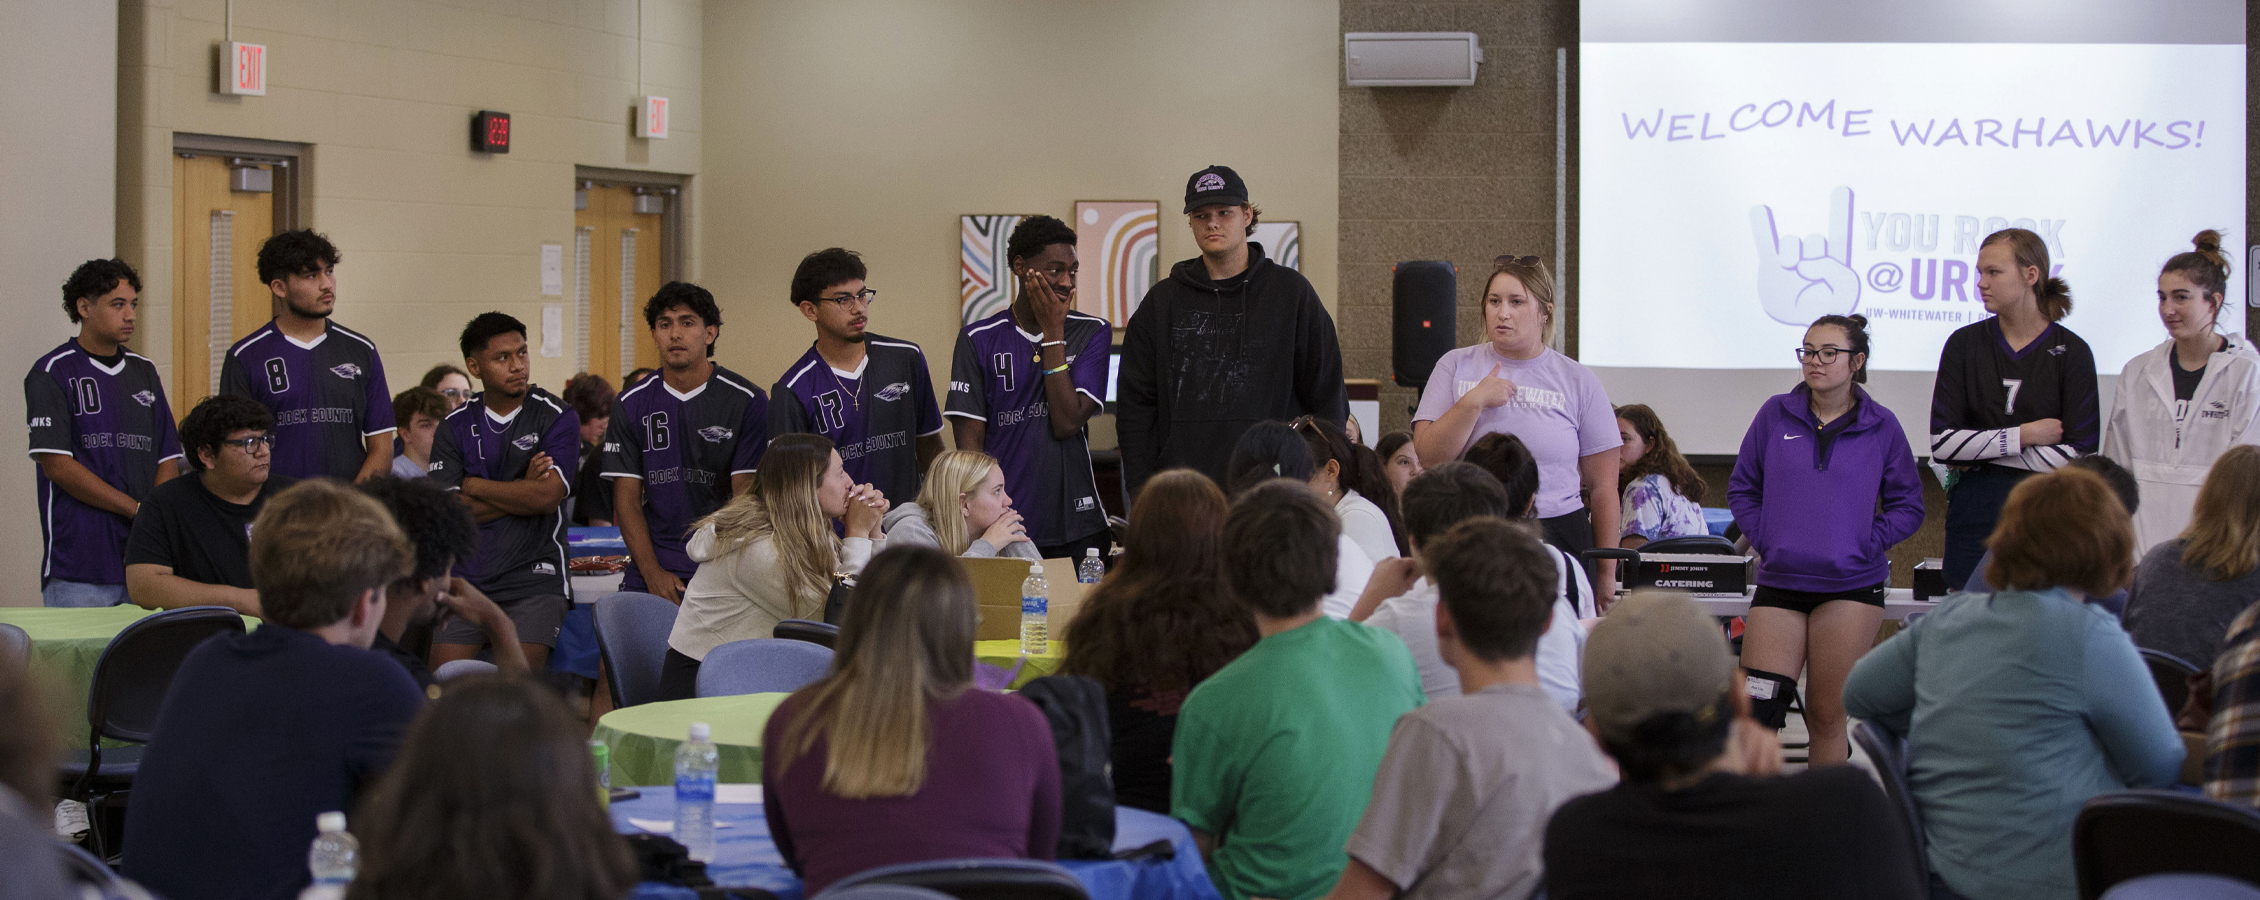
[1619,473,1706,542]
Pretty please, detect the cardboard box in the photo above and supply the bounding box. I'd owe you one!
[964,556,1090,642]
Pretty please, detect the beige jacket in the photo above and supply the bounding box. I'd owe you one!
[665,524,880,660]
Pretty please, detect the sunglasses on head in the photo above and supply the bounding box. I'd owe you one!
[1494,255,1542,269]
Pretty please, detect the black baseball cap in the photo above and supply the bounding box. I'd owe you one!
[1183,165,1249,214]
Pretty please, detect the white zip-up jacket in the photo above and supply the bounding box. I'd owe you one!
[2104,332,2260,554]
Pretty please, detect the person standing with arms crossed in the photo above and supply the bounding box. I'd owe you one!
[2104,230,2260,555]
[1729,314,1924,766]
[947,215,1113,559]
[29,259,183,607]
[1118,165,1348,496]
[771,248,944,508]
[604,282,768,601]
[1412,256,1622,596]
[427,313,579,671]
[1930,227,2098,588]
[221,229,395,482]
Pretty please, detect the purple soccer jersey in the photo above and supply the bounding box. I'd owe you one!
[944,310,1111,546]
[26,340,183,586]
[427,388,579,601]
[219,321,395,481]
[600,365,769,588]
[768,334,943,507]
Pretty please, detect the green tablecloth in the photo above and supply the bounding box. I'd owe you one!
[594,692,787,787]
[974,639,1065,689]
[0,605,260,748]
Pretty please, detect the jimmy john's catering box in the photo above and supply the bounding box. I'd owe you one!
[1626,553,1751,596]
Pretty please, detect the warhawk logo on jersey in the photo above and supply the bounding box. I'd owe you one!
[875,382,911,402]
[2047,345,2067,357]
[329,363,364,379]
[698,426,733,443]
[511,434,540,450]
[132,390,156,407]
[28,417,51,428]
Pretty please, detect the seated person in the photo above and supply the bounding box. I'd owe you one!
[1545,591,1922,900]
[2208,596,2260,804]
[1326,517,1613,900]
[1293,416,1408,561]
[1226,421,1373,620]
[763,546,1060,895]
[347,675,638,900]
[1061,469,1258,814]
[881,450,1040,560]
[1963,455,2140,616]
[563,372,615,526]
[1846,467,2183,900]
[1463,432,1601,619]
[124,394,296,617]
[1356,458,1593,715]
[122,480,423,900]
[1613,403,1709,549]
[357,476,527,691]
[1173,479,1425,900]
[2125,445,2260,669]
[662,433,887,700]
[389,386,447,479]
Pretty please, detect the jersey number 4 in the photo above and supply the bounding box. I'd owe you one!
[2001,379,2023,416]
[991,352,1017,393]
[642,412,673,450]
[265,358,290,393]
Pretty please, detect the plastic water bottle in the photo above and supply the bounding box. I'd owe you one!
[307,811,358,889]
[674,721,718,862]
[1021,562,1049,655]
[1077,548,1104,584]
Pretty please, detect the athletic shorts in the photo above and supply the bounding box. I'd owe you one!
[1750,582,1887,615]
[433,592,569,648]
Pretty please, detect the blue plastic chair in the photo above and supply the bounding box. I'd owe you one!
[822,858,1089,900]
[695,638,833,697]
[593,591,678,708]
[2101,874,2260,900]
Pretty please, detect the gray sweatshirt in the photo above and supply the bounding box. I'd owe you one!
[880,502,1042,562]
[2124,538,2260,668]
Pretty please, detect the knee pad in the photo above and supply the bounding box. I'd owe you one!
[1742,667,1800,730]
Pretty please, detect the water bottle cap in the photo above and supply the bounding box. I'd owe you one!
[688,721,711,741]
[1085,548,1099,557]
[1030,563,1043,574]
[317,811,347,833]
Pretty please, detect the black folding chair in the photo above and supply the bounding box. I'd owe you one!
[2140,648,2200,716]
[1852,720,1929,887]
[774,619,840,650]
[823,858,1090,900]
[59,606,246,861]
[2074,790,2260,900]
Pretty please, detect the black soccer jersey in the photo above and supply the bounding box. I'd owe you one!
[600,365,769,586]
[1929,318,2099,472]
[26,340,184,586]
[428,389,578,601]
[944,310,1112,546]
[219,320,395,481]
[770,335,943,507]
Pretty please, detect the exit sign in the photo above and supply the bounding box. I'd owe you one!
[636,96,669,139]
[472,110,511,153]
[219,42,266,95]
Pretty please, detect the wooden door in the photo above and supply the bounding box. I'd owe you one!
[574,185,663,385]
[171,154,277,408]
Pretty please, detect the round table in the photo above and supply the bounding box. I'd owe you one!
[594,692,788,786]
[973,639,1065,690]
[0,605,260,748]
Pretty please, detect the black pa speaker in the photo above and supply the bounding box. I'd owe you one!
[1392,261,1456,391]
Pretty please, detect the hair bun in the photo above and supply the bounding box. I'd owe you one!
[2194,229,2224,253]
[1845,314,1868,330]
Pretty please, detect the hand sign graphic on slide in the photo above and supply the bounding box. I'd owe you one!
[1750,186,1861,325]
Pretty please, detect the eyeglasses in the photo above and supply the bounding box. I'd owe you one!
[818,288,878,307]
[219,434,276,453]
[437,388,467,401]
[1494,255,1542,269]
[1795,347,1850,365]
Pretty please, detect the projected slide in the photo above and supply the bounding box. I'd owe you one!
[1580,40,2244,374]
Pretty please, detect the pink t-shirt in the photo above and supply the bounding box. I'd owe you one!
[1413,344,1621,518]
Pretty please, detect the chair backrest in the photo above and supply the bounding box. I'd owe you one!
[825,858,1090,900]
[774,618,840,649]
[594,592,680,708]
[2101,873,2260,900]
[1852,720,1929,887]
[0,622,28,675]
[1638,534,1741,557]
[2075,790,2260,900]
[88,607,247,744]
[2140,648,2200,716]
[814,886,960,900]
[694,639,833,697]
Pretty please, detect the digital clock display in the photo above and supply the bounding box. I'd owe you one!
[472,110,511,153]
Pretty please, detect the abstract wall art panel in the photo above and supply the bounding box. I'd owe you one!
[1250,221,1301,271]
[960,214,1032,325]
[1074,201,1160,328]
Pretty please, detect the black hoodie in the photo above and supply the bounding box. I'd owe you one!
[1117,241,1348,495]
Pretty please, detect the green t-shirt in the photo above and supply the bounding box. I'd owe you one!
[1170,616,1427,900]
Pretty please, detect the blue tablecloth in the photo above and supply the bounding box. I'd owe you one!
[1703,507,1735,537]
[613,787,1219,900]
[570,526,627,558]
